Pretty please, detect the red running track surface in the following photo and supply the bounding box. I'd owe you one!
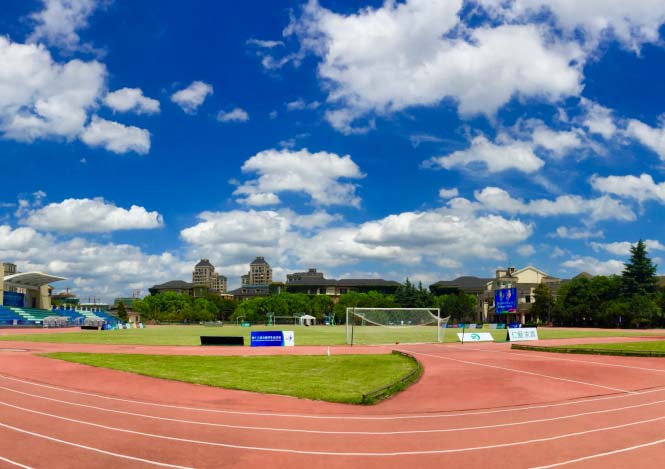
[0,335,664,468]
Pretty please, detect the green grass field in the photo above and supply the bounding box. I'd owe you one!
[1,325,663,346]
[43,352,418,404]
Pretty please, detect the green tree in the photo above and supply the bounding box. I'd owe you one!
[530,284,553,323]
[435,293,476,322]
[622,240,659,296]
[116,301,128,322]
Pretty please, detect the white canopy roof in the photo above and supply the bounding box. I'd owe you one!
[3,272,66,289]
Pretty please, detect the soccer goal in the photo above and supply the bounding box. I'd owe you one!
[345,307,450,345]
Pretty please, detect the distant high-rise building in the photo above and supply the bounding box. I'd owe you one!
[241,257,272,286]
[192,259,227,293]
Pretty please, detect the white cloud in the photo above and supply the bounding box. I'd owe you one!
[425,135,544,174]
[473,186,635,222]
[591,173,665,203]
[591,239,665,256]
[0,224,192,303]
[552,226,603,239]
[246,39,284,48]
[438,187,459,199]
[216,107,249,123]
[28,0,99,51]
[286,1,583,132]
[286,99,320,111]
[180,205,533,272]
[517,244,536,256]
[410,134,444,148]
[104,88,160,115]
[0,37,106,142]
[234,148,365,207]
[530,125,583,158]
[170,81,213,114]
[625,119,665,160]
[20,198,164,233]
[237,193,281,206]
[579,99,616,139]
[561,256,624,276]
[80,115,150,154]
[479,0,665,51]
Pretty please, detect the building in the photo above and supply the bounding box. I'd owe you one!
[1,261,65,310]
[481,266,561,324]
[241,257,272,286]
[148,280,208,297]
[285,268,401,302]
[192,259,227,293]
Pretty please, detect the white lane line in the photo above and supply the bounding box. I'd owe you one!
[529,437,665,468]
[3,374,661,422]
[2,398,665,456]
[401,349,635,394]
[0,455,33,469]
[3,384,665,436]
[448,343,665,375]
[0,421,194,469]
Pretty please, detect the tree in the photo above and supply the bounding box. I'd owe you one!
[116,301,128,322]
[530,284,553,323]
[435,294,476,322]
[622,240,659,297]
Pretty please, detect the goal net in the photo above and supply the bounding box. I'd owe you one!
[346,308,449,345]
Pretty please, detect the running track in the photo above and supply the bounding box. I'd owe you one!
[1,333,665,468]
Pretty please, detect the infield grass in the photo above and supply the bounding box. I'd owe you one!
[42,352,418,404]
[2,325,664,346]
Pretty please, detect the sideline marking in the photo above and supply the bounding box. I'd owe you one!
[530,436,665,468]
[3,384,665,436]
[0,373,659,421]
[401,349,635,394]
[0,421,194,469]
[3,398,665,456]
[448,343,665,375]
[0,455,33,469]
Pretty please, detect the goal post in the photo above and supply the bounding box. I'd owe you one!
[345,307,450,345]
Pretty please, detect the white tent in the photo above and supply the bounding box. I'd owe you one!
[298,314,317,326]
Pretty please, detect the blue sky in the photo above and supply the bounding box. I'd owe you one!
[3,0,665,302]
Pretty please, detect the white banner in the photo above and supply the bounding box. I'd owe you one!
[283,330,295,346]
[457,332,494,342]
[508,327,539,342]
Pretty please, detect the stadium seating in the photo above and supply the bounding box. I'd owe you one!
[0,306,25,325]
[0,305,118,327]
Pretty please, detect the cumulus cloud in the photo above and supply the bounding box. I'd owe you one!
[552,226,603,239]
[0,224,192,302]
[529,124,583,158]
[286,99,320,111]
[234,148,365,207]
[20,198,164,233]
[517,244,536,256]
[0,37,106,142]
[591,239,665,256]
[591,173,665,204]
[579,99,617,139]
[284,0,583,133]
[216,108,249,123]
[170,81,213,114]
[625,119,665,160]
[425,135,544,174]
[472,186,635,222]
[561,256,624,276]
[80,116,150,154]
[246,38,284,48]
[438,187,459,199]
[181,206,533,270]
[104,88,160,115]
[478,0,665,51]
[28,0,99,51]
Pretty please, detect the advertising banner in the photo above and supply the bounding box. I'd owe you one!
[495,287,517,313]
[457,332,494,342]
[250,330,296,347]
[507,327,539,342]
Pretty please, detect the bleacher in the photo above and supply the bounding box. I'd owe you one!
[0,306,25,325]
[52,307,119,327]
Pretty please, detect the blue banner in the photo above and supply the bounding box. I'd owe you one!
[250,331,284,347]
[495,287,517,313]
